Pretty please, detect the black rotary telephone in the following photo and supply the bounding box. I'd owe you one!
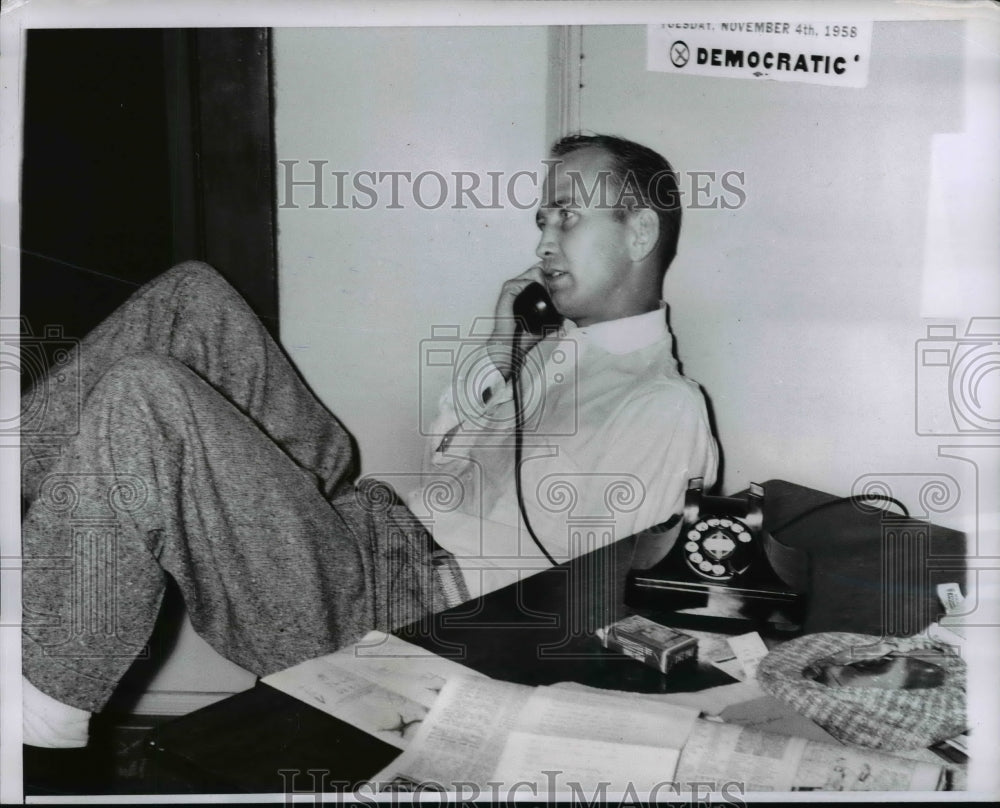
[627,478,809,634]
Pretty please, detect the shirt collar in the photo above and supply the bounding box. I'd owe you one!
[563,302,669,355]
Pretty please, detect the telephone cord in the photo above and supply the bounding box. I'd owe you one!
[511,327,558,566]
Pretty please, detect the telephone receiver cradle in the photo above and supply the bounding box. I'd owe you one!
[513,282,563,336]
[626,479,809,635]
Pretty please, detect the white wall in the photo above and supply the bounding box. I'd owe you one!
[574,21,998,534]
[138,24,551,712]
[273,27,550,481]
[272,22,999,536]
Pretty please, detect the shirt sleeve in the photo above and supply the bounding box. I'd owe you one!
[422,343,510,470]
[417,506,555,601]
[514,379,718,569]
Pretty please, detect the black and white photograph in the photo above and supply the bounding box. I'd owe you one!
[1,0,998,802]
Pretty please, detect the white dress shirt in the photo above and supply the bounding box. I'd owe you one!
[408,305,718,600]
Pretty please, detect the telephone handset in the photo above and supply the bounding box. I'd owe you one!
[627,479,809,634]
[509,281,563,567]
[512,282,563,335]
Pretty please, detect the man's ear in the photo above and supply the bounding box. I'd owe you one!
[627,208,660,263]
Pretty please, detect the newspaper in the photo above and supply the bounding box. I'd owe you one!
[372,676,531,788]
[265,636,946,794]
[493,684,699,793]
[374,674,944,793]
[676,719,944,792]
[551,676,767,717]
[373,674,700,792]
[260,630,484,748]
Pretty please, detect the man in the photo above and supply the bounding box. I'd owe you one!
[414,134,718,597]
[20,134,717,783]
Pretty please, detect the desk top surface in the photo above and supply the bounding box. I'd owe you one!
[147,479,965,793]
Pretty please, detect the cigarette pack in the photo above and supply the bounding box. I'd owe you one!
[597,615,698,674]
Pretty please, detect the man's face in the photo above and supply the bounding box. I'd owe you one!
[535,148,634,327]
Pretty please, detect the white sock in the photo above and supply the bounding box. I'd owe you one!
[22,676,91,749]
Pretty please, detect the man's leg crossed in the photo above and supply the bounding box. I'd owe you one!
[21,260,358,507]
[22,353,380,714]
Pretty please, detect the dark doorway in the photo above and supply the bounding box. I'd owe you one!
[18,27,279,725]
[20,27,278,377]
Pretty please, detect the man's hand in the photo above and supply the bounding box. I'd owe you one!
[486,264,547,380]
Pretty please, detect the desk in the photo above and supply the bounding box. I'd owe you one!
[146,480,965,794]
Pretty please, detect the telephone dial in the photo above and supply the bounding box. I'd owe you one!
[682,509,755,582]
[627,478,809,634]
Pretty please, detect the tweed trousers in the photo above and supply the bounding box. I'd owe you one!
[21,262,446,711]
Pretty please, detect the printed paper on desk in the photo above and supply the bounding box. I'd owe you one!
[494,685,699,793]
[710,655,748,682]
[372,675,532,788]
[676,719,807,792]
[675,720,944,792]
[372,675,945,793]
[790,737,944,791]
[261,630,484,749]
[727,631,770,680]
[516,684,698,752]
[494,732,679,796]
[551,677,765,717]
[374,675,700,793]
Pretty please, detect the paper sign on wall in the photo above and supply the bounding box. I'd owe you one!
[648,20,873,88]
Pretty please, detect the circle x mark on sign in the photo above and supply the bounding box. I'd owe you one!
[670,40,690,68]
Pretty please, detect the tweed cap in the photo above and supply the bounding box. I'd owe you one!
[757,632,966,751]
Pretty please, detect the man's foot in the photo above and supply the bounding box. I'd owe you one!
[22,676,106,793]
[22,675,92,748]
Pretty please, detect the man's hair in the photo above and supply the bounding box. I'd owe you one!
[551,133,682,273]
